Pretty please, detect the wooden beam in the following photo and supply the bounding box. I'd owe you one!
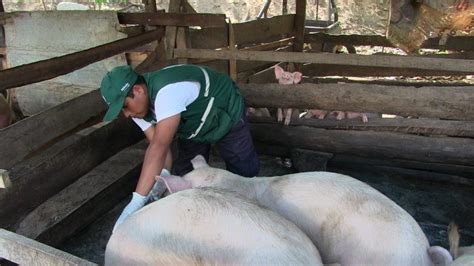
[254,141,474,179]
[189,14,295,49]
[174,49,474,74]
[117,12,225,28]
[249,116,474,138]
[250,123,474,166]
[300,63,471,77]
[16,141,146,247]
[293,0,306,52]
[238,83,474,120]
[0,90,105,170]
[0,118,143,230]
[0,229,96,266]
[228,19,237,80]
[0,28,165,93]
[305,32,474,52]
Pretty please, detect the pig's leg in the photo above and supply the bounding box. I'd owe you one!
[277,108,284,122]
[333,111,345,120]
[284,108,293,125]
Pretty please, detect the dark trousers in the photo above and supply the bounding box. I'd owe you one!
[173,110,260,177]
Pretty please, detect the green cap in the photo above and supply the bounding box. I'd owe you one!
[100,65,138,122]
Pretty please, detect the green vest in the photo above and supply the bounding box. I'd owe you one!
[142,64,244,143]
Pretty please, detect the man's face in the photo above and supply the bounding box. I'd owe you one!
[122,85,149,119]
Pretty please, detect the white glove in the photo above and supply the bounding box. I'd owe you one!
[148,169,170,201]
[113,192,148,232]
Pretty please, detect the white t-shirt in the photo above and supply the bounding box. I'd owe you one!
[132,81,200,131]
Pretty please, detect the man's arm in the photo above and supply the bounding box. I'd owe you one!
[135,114,180,196]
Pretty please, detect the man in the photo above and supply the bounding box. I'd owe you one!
[100,64,259,229]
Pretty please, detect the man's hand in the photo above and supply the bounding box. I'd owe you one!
[113,192,149,232]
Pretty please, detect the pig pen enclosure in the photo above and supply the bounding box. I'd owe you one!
[0,0,474,264]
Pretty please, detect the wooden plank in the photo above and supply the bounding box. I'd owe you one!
[189,14,295,49]
[118,12,225,28]
[254,142,474,179]
[176,27,188,65]
[238,83,474,120]
[0,118,143,230]
[305,33,474,52]
[301,63,471,77]
[250,123,474,166]
[174,49,474,74]
[0,28,165,93]
[164,0,183,59]
[16,141,146,247]
[249,116,474,138]
[0,229,96,266]
[0,90,105,170]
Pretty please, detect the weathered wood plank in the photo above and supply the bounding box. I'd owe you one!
[0,90,105,170]
[0,229,96,266]
[0,28,165,92]
[189,14,295,49]
[249,116,474,138]
[238,83,474,120]
[0,118,143,230]
[300,62,469,77]
[117,12,225,28]
[255,141,474,179]
[305,33,474,51]
[250,123,474,166]
[174,49,474,74]
[16,141,146,247]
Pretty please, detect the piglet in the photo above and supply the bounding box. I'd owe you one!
[161,155,452,266]
[274,65,302,125]
[106,188,323,265]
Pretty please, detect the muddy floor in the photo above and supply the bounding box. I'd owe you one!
[60,154,474,264]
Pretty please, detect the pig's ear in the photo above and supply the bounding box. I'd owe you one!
[191,155,209,169]
[293,72,302,84]
[428,246,453,265]
[274,65,284,79]
[159,175,192,193]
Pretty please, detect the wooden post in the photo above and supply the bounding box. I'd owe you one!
[164,0,184,59]
[0,229,96,265]
[143,0,157,13]
[228,19,237,80]
[293,0,306,53]
[176,27,189,65]
[282,0,288,15]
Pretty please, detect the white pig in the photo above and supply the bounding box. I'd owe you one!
[274,65,302,126]
[161,155,452,266]
[105,188,323,266]
[448,222,474,266]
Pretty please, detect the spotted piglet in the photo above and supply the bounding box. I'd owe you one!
[274,65,302,125]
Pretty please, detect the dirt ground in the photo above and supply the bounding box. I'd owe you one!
[60,153,474,264]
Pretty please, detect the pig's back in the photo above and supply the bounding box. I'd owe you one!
[259,172,431,265]
[105,187,323,265]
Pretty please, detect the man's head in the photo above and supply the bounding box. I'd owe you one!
[100,65,149,121]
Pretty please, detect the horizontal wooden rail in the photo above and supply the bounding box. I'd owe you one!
[118,12,225,28]
[0,28,164,92]
[238,83,474,120]
[174,49,474,74]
